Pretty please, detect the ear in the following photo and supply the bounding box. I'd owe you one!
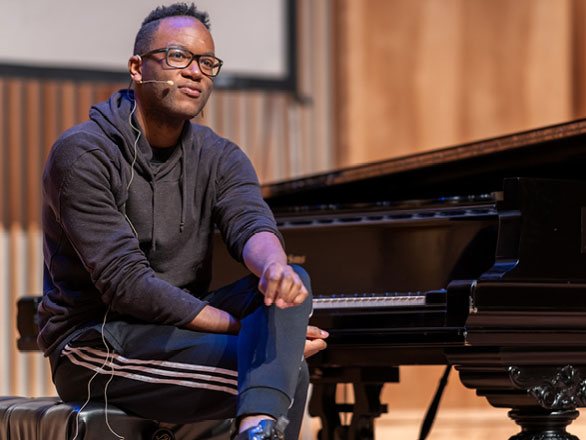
[128,55,143,84]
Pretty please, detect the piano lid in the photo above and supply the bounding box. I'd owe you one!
[262,118,586,207]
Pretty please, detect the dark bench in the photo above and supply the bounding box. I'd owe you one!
[1,297,231,440]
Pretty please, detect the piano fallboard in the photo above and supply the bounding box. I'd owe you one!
[210,196,499,298]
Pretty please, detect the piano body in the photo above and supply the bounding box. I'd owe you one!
[209,119,586,440]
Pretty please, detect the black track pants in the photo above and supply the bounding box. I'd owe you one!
[52,266,312,440]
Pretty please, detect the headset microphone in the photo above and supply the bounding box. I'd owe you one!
[138,79,174,85]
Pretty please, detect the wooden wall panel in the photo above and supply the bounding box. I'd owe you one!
[25,82,42,229]
[23,82,42,396]
[572,0,586,117]
[335,0,575,167]
[42,82,59,159]
[7,79,23,395]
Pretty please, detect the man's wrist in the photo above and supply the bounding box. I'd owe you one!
[186,305,241,335]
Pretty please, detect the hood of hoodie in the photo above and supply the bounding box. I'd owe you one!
[89,89,190,250]
[89,89,181,180]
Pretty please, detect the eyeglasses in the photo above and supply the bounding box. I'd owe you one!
[139,47,223,77]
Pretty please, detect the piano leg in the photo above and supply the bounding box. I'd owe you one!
[308,383,343,440]
[349,383,387,440]
[308,367,395,440]
[448,351,586,440]
[308,382,387,440]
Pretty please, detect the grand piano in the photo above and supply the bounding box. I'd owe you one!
[16,119,586,440]
[208,118,586,440]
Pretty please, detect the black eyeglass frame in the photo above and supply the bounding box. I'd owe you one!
[139,46,223,78]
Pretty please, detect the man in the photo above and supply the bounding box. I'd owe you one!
[38,3,327,439]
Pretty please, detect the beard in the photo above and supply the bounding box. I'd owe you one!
[140,85,211,125]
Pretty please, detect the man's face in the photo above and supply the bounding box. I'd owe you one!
[139,16,215,121]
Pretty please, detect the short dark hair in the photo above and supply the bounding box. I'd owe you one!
[133,3,211,55]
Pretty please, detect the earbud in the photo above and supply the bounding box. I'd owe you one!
[138,79,174,86]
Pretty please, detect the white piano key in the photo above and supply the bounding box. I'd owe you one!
[312,294,426,309]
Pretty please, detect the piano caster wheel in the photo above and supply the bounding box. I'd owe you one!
[333,425,349,440]
[316,426,350,440]
[317,426,347,440]
[508,409,579,440]
[320,419,373,440]
[355,416,375,440]
[509,431,579,440]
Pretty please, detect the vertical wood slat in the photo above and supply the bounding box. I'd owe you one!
[297,0,314,178]
[244,92,262,166]
[77,83,95,124]
[25,82,42,229]
[212,90,226,139]
[333,0,357,168]
[260,95,277,182]
[0,79,5,225]
[281,95,292,178]
[7,79,23,395]
[572,0,586,118]
[0,78,8,396]
[230,91,243,149]
[41,80,61,396]
[310,0,334,174]
[24,81,42,396]
[43,81,59,161]
[60,81,77,133]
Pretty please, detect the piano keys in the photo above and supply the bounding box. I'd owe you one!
[312,292,429,310]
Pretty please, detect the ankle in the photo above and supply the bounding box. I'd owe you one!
[239,415,276,433]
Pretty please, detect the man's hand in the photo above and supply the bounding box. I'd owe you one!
[258,262,308,308]
[304,325,328,358]
[242,231,309,308]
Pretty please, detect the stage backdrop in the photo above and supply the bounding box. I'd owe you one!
[0,0,293,88]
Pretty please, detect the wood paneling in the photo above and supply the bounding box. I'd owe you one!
[335,0,576,167]
[7,79,23,395]
[573,0,586,117]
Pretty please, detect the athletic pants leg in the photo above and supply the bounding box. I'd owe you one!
[52,265,312,439]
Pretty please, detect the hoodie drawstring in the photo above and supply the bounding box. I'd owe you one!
[150,180,157,252]
[180,141,186,233]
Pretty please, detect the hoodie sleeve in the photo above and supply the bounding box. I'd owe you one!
[44,141,206,326]
[212,143,284,262]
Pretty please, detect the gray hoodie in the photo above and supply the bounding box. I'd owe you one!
[38,89,281,356]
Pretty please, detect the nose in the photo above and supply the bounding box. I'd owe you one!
[182,59,203,79]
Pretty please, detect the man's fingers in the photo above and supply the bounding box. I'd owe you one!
[275,267,299,303]
[304,338,327,358]
[291,287,308,305]
[278,269,307,304]
[275,298,295,309]
[261,263,309,308]
[260,263,283,306]
[277,268,294,296]
[306,325,329,339]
